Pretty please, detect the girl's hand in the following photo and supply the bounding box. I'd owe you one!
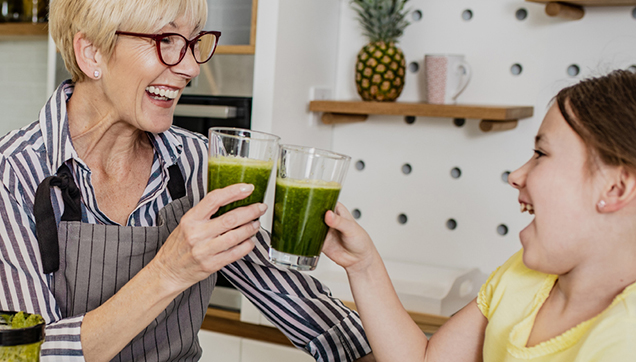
[150,183,266,293]
[322,203,379,273]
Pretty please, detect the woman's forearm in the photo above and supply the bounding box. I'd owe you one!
[346,252,429,362]
[80,261,182,362]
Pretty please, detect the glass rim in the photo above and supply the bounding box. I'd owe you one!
[280,144,351,161]
[208,127,281,142]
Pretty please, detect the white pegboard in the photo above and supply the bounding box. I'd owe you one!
[329,0,636,274]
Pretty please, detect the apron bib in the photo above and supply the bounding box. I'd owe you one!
[35,164,215,362]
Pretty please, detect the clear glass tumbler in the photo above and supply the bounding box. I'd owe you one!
[269,145,351,271]
[208,127,280,217]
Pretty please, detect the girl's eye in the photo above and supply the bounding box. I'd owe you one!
[533,149,546,158]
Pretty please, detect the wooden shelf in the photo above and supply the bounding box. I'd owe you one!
[0,23,48,38]
[526,0,636,20]
[309,100,534,132]
[202,303,449,346]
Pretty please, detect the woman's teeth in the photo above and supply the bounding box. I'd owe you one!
[146,86,178,100]
[520,202,534,215]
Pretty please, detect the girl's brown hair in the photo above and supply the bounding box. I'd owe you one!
[556,70,636,172]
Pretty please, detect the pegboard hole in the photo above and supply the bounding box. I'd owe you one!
[511,63,523,76]
[515,8,528,20]
[501,171,511,183]
[402,163,412,175]
[412,10,422,21]
[446,219,457,230]
[567,64,580,77]
[497,224,509,236]
[408,61,419,73]
[450,167,462,179]
[352,209,362,219]
[398,214,408,225]
[628,65,636,73]
[453,118,466,127]
[404,116,416,124]
[462,9,473,21]
[355,160,365,171]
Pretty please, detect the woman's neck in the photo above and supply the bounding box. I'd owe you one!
[67,81,152,173]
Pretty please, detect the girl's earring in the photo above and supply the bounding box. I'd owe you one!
[93,70,101,79]
[597,200,606,209]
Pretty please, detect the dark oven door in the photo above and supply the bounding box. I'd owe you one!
[173,94,252,136]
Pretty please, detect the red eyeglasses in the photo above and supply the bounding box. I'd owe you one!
[115,30,222,66]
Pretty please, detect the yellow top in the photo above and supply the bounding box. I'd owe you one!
[477,250,636,361]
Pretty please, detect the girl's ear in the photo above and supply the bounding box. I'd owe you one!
[73,32,102,79]
[598,167,636,213]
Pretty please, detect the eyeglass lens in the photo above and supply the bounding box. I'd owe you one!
[160,33,218,65]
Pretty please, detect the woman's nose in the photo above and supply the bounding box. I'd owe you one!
[173,47,201,79]
[508,163,528,190]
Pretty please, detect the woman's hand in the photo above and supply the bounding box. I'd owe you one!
[322,203,379,274]
[150,183,267,293]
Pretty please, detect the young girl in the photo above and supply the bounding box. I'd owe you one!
[322,70,636,361]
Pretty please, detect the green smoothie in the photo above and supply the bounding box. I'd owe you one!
[0,311,45,362]
[271,178,342,257]
[208,156,274,217]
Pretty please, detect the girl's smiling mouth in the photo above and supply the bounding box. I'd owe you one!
[520,202,534,215]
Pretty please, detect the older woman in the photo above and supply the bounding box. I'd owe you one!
[0,0,374,361]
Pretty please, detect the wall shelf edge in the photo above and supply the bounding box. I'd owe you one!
[309,100,534,132]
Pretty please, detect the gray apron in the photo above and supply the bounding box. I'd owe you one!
[34,163,216,362]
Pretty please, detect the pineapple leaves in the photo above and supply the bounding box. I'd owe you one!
[351,0,410,44]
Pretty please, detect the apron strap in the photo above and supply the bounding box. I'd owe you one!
[167,164,186,200]
[34,164,81,274]
[34,163,186,274]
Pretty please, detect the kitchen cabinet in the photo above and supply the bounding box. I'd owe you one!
[198,329,314,362]
[0,22,47,37]
[198,330,242,362]
[1,0,258,54]
[208,0,258,54]
[241,339,314,362]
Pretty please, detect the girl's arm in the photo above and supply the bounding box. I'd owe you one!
[323,203,488,362]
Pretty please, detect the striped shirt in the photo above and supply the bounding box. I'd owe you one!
[0,81,371,361]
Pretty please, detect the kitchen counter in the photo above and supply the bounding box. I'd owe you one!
[201,303,450,347]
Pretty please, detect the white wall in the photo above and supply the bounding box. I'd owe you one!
[0,39,48,136]
[251,0,636,276]
[333,1,636,274]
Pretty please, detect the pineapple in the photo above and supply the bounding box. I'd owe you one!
[352,0,410,102]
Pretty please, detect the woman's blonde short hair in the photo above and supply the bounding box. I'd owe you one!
[49,0,208,82]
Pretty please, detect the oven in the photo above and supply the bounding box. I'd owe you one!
[173,94,251,135]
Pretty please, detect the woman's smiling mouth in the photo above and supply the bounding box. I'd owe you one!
[146,86,179,100]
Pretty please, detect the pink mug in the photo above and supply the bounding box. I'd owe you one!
[425,54,472,104]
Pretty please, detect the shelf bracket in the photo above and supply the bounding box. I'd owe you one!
[321,112,368,124]
[544,2,585,20]
[479,120,518,132]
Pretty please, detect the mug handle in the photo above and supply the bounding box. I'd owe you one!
[451,61,472,101]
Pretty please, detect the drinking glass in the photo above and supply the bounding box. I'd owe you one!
[208,127,280,217]
[269,145,351,271]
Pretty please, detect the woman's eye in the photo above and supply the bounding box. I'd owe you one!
[533,149,546,158]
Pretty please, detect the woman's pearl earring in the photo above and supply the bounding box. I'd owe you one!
[93,70,100,79]
[597,200,606,209]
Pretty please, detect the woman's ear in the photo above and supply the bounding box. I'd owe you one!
[598,167,636,213]
[73,32,102,80]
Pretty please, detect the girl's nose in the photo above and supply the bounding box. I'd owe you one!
[508,163,528,190]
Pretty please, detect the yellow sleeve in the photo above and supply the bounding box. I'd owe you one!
[477,250,524,319]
